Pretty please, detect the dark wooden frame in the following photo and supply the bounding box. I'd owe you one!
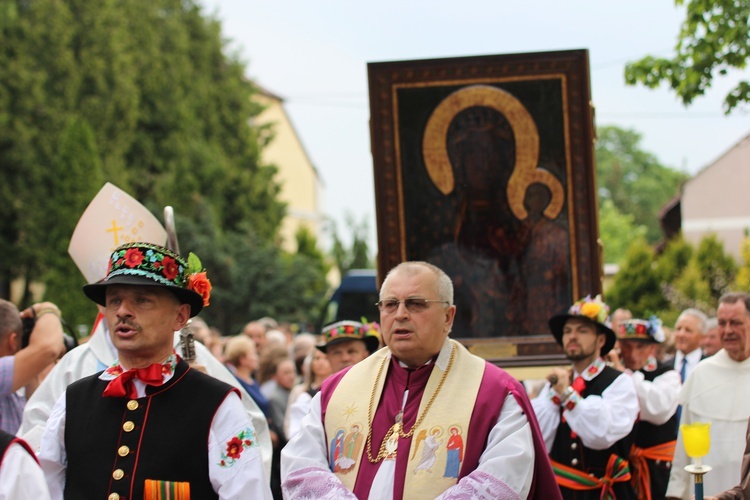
[368,49,601,367]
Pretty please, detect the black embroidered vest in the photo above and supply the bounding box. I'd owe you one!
[632,362,678,499]
[550,365,637,500]
[64,359,234,500]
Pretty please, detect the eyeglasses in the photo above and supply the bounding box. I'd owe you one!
[375,298,449,314]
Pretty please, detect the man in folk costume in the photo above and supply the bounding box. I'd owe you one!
[532,295,640,499]
[666,292,750,499]
[38,242,272,499]
[20,311,273,477]
[282,261,559,499]
[610,317,680,499]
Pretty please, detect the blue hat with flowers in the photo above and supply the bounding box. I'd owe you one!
[83,242,211,317]
[617,317,665,344]
[549,294,617,355]
[316,320,380,354]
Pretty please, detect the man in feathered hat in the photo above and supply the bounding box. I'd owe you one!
[532,295,640,499]
[38,242,271,499]
[610,316,680,500]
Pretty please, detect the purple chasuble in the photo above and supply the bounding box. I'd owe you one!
[319,356,560,499]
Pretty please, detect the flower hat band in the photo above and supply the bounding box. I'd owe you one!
[83,242,212,317]
[316,320,380,354]
[617,317,665,344]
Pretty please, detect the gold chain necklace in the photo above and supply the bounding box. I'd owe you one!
[364,344,456,464]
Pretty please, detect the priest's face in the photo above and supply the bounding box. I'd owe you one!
[379,266,456,368]
[718,299,750,362]
[105,285,190,368]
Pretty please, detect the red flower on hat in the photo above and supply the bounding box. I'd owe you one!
[188,272,212,306]
[636,323,646,335]
[124,248,145,268]
[161,256,179,281]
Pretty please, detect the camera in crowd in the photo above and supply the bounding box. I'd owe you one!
[21,313,78,353]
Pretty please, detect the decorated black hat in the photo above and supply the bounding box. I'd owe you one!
[617,317,665,344]
[83,242,211,317]
[548,294,617,355]
[316,320,380,354]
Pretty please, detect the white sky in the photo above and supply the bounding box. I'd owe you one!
[200,0,749,252]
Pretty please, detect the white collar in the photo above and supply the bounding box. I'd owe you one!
[677,348,703,366]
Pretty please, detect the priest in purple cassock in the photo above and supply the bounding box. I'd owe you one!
[281,261,560,499]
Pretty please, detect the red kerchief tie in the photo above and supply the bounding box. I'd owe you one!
[567,376,587,439]
[571,375,585,395]
[103,363,165,399]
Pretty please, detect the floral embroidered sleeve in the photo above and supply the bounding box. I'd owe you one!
[208,392,272,499]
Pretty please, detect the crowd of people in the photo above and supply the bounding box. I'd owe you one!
[2,240,750,499]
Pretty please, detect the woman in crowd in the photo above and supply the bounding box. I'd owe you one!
[284,347,332,440]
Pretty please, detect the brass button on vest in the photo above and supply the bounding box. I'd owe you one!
[127,400,139,411]
[112,469,124,480]
[118,445,130,457]
[123,421,135,432]
[108,493,120,500]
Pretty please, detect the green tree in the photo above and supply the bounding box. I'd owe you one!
[330,213,373,277]
[40,117,105,329]
[177,212,330,336]
[694,233,737,302]
[667,259,714,314]
[735,235,750,290]
[599,199,647,265]
[0,0,285,327]
[292,226,332,319]
[625,0,750,113]
[655,233,694,283]
[607,239,669,317]
[595,126,689,244]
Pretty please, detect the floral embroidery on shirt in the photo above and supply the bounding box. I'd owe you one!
[642,356,658,372]
[100,353,179,382]
[218,427,257,467]
[582,357,606,380]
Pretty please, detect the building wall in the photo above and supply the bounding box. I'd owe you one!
[681,134,750,259]
[253,91,324,252]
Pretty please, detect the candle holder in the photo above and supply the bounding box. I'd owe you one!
[681,422,712,500]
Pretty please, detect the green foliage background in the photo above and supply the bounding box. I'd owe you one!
[0,0,335,335]
[3,0,745,339]
[595,125,745,326]
[625,0,750,114]
[595,126,689,262]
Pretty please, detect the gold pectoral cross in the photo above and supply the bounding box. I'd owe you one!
[383,421,402,459]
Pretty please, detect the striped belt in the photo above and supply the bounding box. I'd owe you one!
[552,454,631,500]
[144,480,190,500]
[629,440,676,500]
